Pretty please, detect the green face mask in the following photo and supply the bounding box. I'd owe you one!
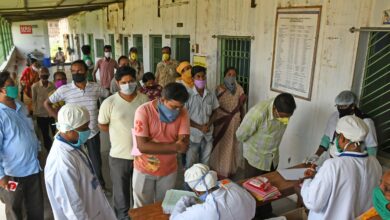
[276,117,289,125]
[335,137,343,153]
[5,86,18,99]
[373,186,390,219]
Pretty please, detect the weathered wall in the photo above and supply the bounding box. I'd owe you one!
[66,0,389,168]
[11,20,51,58]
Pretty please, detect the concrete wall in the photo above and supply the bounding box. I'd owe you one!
[11,20,51,58]
[66,0,390,168]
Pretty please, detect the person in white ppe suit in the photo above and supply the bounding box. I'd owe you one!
[301,115,382,220]
[306,91,378,164]
[170,163,256,220]
[44,103,116,220]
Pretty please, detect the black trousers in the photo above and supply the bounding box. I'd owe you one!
[0,173,43,220]
[245,159,277,220]
[36,117,56,152]
[85,133,105,188]
[109,156,133,220]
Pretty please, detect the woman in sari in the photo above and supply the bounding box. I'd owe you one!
[210,67,246,178]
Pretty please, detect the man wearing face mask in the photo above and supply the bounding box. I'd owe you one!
[155,46,179,87]
[129,47,144,82]
[133,82,190,208]
[32,67,56,152]
[45,104,116,220]
[0,71,44,220]
[44,60,109,191]
[98,66,148,219]
[306,90,378,164]
[185,66,219,169]
[110,56,130,94]
[301,115,382,220]
[170,164,256,220]
[236,93,295,218]
[92,45,119,91]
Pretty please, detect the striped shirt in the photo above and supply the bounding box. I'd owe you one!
[49,81,109,138]
[236,98,287,171]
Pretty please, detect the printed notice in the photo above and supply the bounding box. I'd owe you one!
[271,7,321,100]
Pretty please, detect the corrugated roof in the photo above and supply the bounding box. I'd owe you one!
[0,0,123,22]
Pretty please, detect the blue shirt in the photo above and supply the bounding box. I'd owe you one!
[0,101,41,179]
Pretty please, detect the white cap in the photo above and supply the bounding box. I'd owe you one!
[335,90,357,106]
[336,115,368,142]
[185,164,218,192]
[56,103,90,132]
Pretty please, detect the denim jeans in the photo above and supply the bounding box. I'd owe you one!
[185,138,212,169]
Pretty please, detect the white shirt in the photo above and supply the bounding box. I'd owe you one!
[49,81,109,138]
[98,92,149,160]
[44,137,116,220]
[301,151,382,220]
[322,111,378,149]
[170,182,256,220]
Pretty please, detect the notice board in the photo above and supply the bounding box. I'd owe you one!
[270,7,321,100]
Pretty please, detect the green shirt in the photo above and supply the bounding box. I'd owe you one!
[236,98,287,171]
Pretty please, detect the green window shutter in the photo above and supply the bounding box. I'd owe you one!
[360,32,390,152]
[133,34,143,63]
[149,35,162,73]
[95,39,104,58]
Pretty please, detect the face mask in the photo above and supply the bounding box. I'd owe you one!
[276,117,289,125]
[182,70,194,87]
[157,100,180,123]
[199,191,208,202]
[104,52,112,58]
[373,186,390,219]
[55,80,67,88]
[70,130,91,148]
[335,137,343,153]
[224,76,236,93]
[194,79,206,89]
[130,53,138,61]
[162,53,170,61]
[338,105,354,118]
[72,73,86,83]
[120,82,137,95]
[5,86,18,99]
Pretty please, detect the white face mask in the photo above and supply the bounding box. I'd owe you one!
[119,82,137,95]
[32,66,38,72]
[104,52,112,58]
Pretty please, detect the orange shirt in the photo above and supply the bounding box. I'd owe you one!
[20,67,39,98]
[133,100,190,176]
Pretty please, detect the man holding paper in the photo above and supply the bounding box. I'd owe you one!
[98,66,148,219]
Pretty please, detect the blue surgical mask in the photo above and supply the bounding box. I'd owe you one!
[157,100,180,123]
[224,76,236,93]
[199,191,208,202]
[70,130,91,148]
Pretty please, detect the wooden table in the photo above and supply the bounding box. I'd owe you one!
[129,163,308,220]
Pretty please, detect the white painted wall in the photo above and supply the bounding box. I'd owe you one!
[66,0,390,168]
[11,20,51,58]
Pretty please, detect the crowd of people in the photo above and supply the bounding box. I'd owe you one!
[0,44,387,220]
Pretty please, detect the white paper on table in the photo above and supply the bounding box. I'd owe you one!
[278,168,307,180]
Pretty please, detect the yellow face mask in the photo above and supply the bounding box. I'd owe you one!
[130,53,138,61]
[276,117,289,125]
[275,108,290,125]
[182,69,194,88]
[162,53,170,61]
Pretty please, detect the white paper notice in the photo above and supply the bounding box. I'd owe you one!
[278,168,307,180]
[271,8,321,100]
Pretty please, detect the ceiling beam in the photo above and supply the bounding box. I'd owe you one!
[0,1,123,12]
[0,5,104,15]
